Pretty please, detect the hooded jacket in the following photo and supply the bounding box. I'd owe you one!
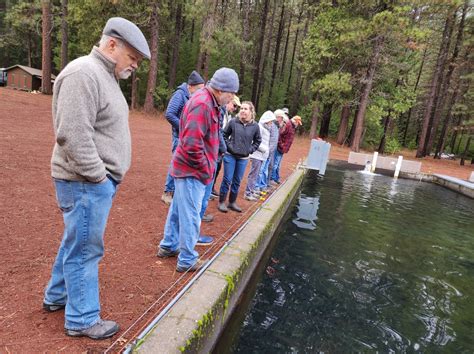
[250,111,275,161]
[165,82,190,138]
[224,117,262,159]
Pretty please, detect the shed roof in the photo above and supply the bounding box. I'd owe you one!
[5,65,56,79]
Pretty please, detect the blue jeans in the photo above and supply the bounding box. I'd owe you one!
[245,158,263,194]
[44,177,117,330]
[271,150,284,183]
[256,149,275,190]
[200,163,217,218]
[219,154,249,198]
[164,135,179,193]
[160,177,206,268]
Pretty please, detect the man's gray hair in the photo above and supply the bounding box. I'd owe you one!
[99,34,124,48]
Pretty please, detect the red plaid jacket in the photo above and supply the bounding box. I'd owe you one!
[171,87,220,185]
[277,121,296,154]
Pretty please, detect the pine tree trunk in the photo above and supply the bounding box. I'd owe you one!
[196,0,219,80]
[378,114,392,154]
[279,12,291,79]
[239,0,250,91]
[348,106,359,146]
[434,84,459,158]
[144,3,159,113]
[460,136,471,166]
[291,13,310,113]
[416,7,456,158]
[309,99,320,140]
[168,2,183,89]
[60,0,68,71]
[251,0,269,104]
[350,35,384,152]
[131,71,138,109]
[267,3,285,102]
[27,38,32,68]
[286,6,303,105]
[336,104,351,145]
[429,1,467,156]
[319,103,333,138]
[256,0,276,110]
[402,46,427,146]
[41,0,52,95]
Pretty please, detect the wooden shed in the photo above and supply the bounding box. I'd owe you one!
[5,65,55,91]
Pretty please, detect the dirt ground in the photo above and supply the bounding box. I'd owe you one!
[0,88,472,352]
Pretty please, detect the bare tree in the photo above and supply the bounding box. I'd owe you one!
[350,35,384,152]
[251,0,270,104]
[41,0,52,94]
[336,104,351,144]
[168,1,183,89]
[60,0,68,71]
[144,2,160,113]
[416,7,456,158]
[431,1,468,157]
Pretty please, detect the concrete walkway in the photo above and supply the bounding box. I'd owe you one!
[433,174,474,199]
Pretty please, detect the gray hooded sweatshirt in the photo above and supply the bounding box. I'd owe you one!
[51,47,131,183]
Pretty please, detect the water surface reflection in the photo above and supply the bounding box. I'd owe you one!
[232,168,474,352]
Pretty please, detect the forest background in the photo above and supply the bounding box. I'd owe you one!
[0,0,472,158]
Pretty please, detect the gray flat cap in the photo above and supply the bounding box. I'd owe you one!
[103,17,151,59]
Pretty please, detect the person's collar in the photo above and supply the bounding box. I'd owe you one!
[205,86,219,108]
[91,47,116,76]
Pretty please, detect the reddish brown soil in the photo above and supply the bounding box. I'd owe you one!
[0,87,472,352]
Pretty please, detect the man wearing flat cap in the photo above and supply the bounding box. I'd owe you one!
[43,17,150,340]
[157,67,239,273]
[162,70,205,206]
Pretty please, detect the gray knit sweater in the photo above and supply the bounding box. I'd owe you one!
[51,47,131,183]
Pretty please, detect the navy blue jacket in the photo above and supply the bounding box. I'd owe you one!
[165,83,190,138]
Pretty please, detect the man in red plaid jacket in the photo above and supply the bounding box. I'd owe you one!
[157,68,239,273]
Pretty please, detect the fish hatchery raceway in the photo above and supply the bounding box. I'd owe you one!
[0,87,471,352]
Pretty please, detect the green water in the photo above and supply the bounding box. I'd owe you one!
[230,167,474,352]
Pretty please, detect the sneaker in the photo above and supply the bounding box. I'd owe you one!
[157,247,179,258]
[208,194,217,201]
[66,319,119,340]
[202,214,214,222]
[210,190,219,198]
[161,191,173,205]
[244,193,258,201]
[43,302,66,312]
[176,259,209,273]
[197,234,214,246]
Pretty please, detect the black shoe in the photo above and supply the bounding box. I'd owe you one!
[176,259,209,273]
[43,302,66,312]
[66,319,119,340]
[157,247,179,258]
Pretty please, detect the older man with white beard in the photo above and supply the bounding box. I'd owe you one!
[43,17,150,340]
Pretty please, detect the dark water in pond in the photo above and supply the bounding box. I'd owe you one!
[226,167,474,352]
